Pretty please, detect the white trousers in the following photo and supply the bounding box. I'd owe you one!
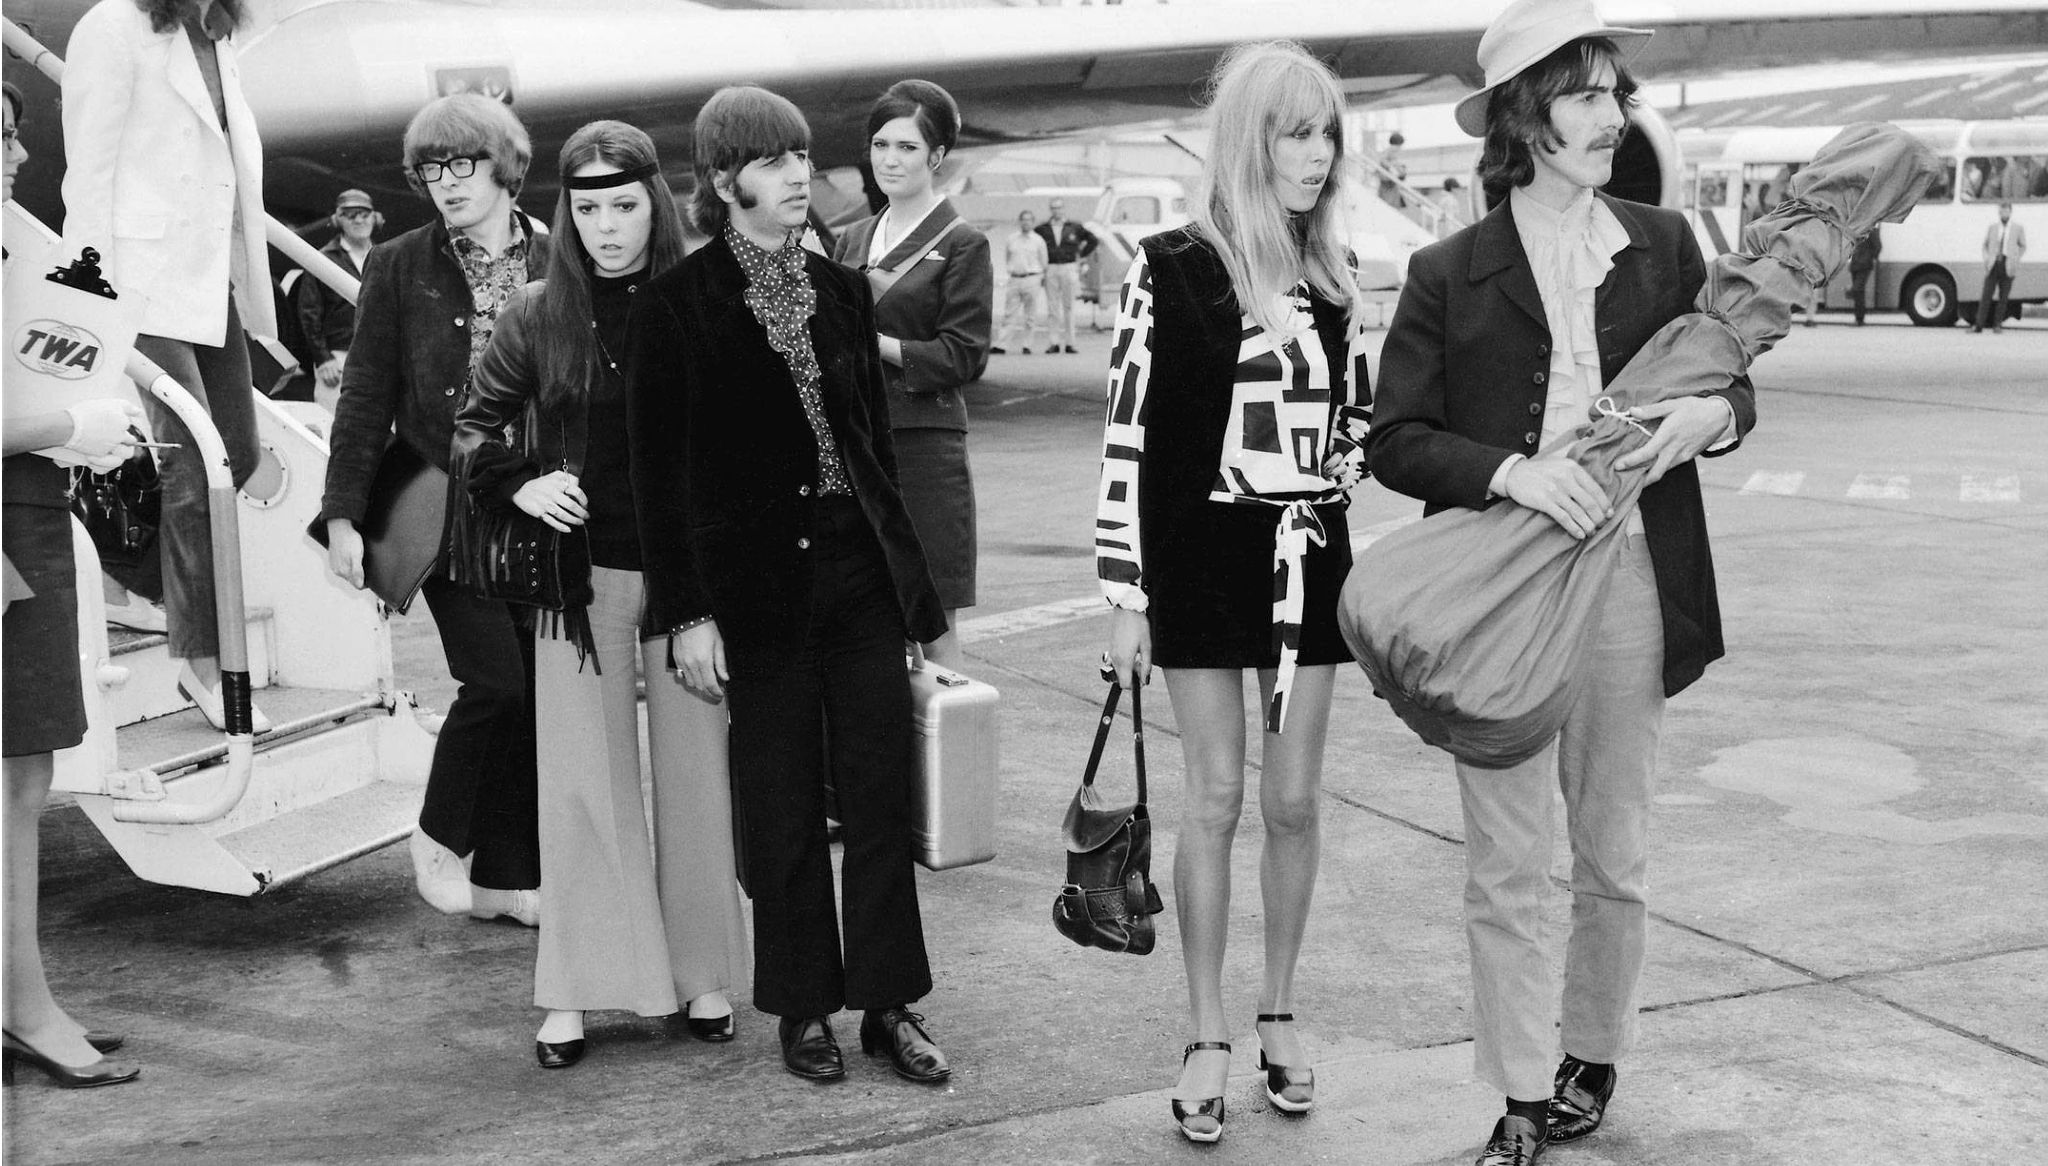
[1454,535,1666,1100]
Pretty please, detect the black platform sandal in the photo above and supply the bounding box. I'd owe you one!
[1255,1013,1315,1114]
[1170,1040,1231,1143]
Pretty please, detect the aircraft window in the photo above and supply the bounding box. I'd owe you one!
[1113,197,1160,225]
[1961,156,2048,202]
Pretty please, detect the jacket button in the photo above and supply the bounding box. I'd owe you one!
[1536,344,1548,356]
[444,387,456,397]
[1524,432,1538,445]
[798,484,812,497]
[796,537,811,550]
[454,316,466,327]
[1533,371,1547,385]
[1528,402,1542,415]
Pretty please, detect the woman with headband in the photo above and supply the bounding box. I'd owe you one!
[452,120,747,1070]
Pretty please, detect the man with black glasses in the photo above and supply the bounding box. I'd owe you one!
[319,93,551,927]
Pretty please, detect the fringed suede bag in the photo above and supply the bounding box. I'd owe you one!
[446,414,596,664]
[1053,676,1164,955]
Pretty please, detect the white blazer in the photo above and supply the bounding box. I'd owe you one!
[59,0,276,346]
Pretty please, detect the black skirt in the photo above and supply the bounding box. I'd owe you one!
[1145,498,1353,670]
[890,428,977,610]
[4,497,88,757]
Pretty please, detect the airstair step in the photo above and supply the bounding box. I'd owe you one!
[117,685,374,772]
[213,780,420,890]
[108,606,273,657]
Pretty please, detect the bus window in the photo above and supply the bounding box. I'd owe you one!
[1962,156,2048,202]
[1112,196,1160,225]
[1920,160,1957,205]
[1695,170,1729,210]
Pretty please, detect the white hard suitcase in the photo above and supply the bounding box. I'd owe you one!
[906,647,1000,871]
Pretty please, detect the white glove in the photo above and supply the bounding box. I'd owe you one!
[36,398,144,473]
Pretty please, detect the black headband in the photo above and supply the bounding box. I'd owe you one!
[561,161,660,190]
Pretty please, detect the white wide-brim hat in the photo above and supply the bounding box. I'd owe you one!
[1453,0,1653,138]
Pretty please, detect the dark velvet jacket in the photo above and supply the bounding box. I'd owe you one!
[829,198,993,433]
[628,233,947,660]
[319,211,550,527]
[1368,192,1757,698]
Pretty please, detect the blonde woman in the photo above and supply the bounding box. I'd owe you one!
[1095,42,1371,1143]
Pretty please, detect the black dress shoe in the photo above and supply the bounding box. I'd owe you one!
[1,1031,140,1089]
[682,1002,734,1043]
[778,1016,845,1082]
[84,1031,125,1054]
[1547,1056,1616,1143]
[534,1038,586,1069]
[1474,1114,1547,1166]
[858,1007,949,1083]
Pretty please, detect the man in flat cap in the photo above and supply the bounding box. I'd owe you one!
[296,187,381,413]
[1368,1,1756,1161]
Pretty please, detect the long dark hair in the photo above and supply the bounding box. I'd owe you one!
[536,120,686,416]
[136,0,246,34]
[1476,37,1638,205]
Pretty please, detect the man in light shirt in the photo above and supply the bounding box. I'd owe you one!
[993,210,1048,354]
[1971,200,2027,334]
[1368,1,1755,1162]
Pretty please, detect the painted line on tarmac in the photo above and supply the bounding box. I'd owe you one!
[1962,473,2021,502]
[1847,473,1912,500]
[957,513,1422,644]
[1741,471,1806,496]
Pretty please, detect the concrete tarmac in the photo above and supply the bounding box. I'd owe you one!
[8,312,2045,1165]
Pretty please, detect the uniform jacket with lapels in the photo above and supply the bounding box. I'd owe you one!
[829,197,993,432]
[628,233,947,665]
[1369,192,1757,698]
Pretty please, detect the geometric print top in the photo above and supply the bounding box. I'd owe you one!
[1095,245,1372,731]
[725,225,851,496]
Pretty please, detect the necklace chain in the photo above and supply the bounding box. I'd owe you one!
[588,281,635,376]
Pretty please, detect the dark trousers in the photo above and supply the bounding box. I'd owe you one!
[417,574,540,890]
[134,300,258,661]
[725,497,932,1019]
[1848,265,1873,324]
[1974,258,2014,331]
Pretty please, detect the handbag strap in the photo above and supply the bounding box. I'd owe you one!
[1079,680,1146,807]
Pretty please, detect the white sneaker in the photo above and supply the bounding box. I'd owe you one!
[408,828,473,915]
[176,662,273,734]
[469,886,539,927]
[104,596,167,634]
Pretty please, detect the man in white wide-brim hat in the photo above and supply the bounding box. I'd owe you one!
[1368,0,1757,1163]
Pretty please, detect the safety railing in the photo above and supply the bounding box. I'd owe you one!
[2,16,366,824]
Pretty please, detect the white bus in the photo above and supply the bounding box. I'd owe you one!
[1681,121,2048,327]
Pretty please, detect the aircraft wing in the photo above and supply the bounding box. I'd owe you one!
[228,0,2048,217]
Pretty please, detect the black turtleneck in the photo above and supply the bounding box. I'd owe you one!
[583,268,642,569]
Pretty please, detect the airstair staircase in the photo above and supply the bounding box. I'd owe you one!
[3,15,439,895]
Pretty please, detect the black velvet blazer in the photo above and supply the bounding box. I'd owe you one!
[1368,193,1757,698]
[628,234,947,662]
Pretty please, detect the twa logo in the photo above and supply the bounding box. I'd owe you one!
[11,319,105,380]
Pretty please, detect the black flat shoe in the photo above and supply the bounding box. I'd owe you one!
[85,1031,125,1054]
[1254,1013,1314,1114]
[534,1038,586,1069]
[859,1007,949,1084]
[1,1031,140,1089]
[1170,1041,1231,1143]
[1547,1056,1616,1143]
[778,1016,844,1082]
[1475,1114,1547,1166]
[682,1002,734,1044]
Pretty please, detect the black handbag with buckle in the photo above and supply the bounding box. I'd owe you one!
[1053,677,1165,955]
[71,455,161,572]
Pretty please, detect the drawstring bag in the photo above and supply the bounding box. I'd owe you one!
[1052,676,1165,955]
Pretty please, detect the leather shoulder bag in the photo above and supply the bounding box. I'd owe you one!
[1052,677,1166,955]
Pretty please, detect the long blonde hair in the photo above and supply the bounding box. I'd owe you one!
[1190,42,1355,334]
